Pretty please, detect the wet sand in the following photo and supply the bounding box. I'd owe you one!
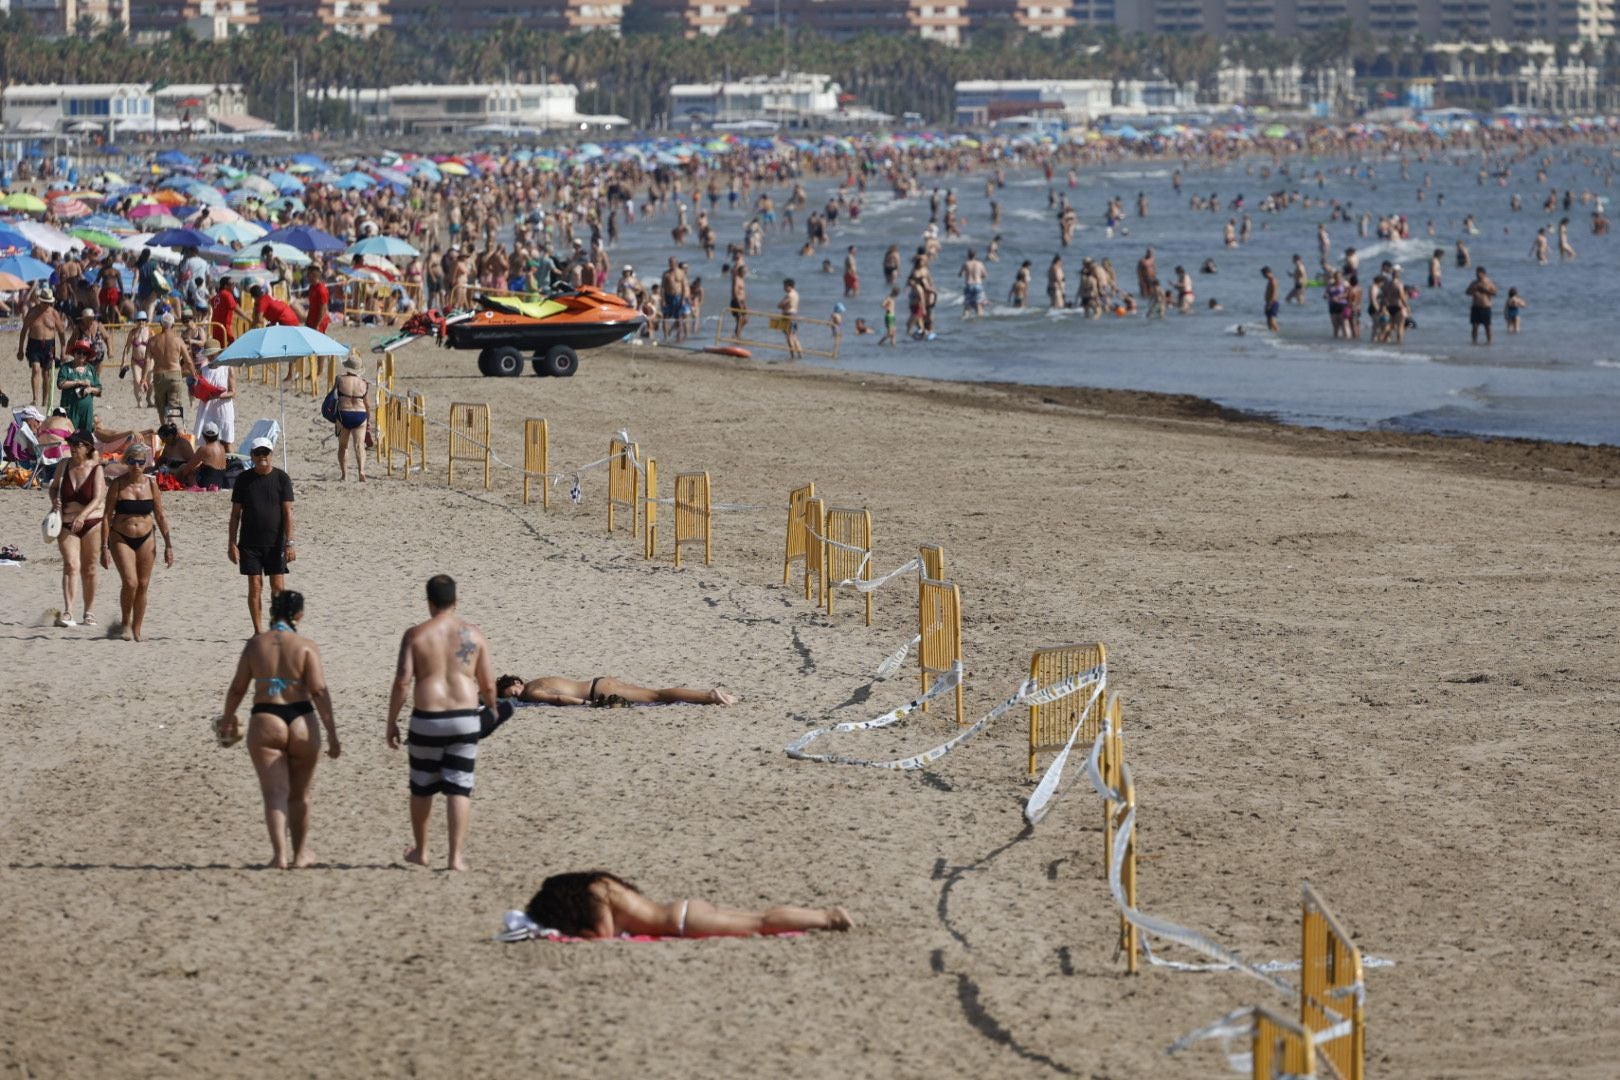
[2,334,1616,1078]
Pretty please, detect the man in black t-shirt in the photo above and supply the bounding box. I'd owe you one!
[228,437,296,634]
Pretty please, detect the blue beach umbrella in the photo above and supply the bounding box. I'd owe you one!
[215,325,349,363]
[147,227,218,249]
[266,171,305,194]
[0,253,54,280]
[0,227,33,254]
[260,224,345,253]
[345,235,418,259]
[332,171,376,191]
[155,150,196,168]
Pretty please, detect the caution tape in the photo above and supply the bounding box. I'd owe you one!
[874,634,920,680]
[785,663,1103,772]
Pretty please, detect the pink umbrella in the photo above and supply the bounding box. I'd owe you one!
[50,197,91,219]
[128,203,172,219]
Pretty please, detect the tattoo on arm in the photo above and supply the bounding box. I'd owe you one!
[456,628,477,666]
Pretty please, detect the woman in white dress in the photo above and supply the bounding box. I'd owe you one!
[192,354,237,451]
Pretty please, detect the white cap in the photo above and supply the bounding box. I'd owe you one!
[202,422,220,437]
[250,436,274,452]
[20,405,44,421]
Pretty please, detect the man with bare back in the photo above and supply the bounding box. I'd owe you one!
[386,574,499,872]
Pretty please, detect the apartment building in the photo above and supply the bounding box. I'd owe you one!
[969,0,1077,35]
[1096,0,1613,40]
[6,0,131,34]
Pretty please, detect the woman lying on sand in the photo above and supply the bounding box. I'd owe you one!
[496,674,735,707]
[526,871,852,938]
[219,591,341,869]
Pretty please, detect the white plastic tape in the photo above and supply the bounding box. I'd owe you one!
[875,634,920,680]
[1023,664,1110,826]
[786,663,1103,772]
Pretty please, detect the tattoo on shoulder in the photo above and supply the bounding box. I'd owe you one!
[456,628,477,666]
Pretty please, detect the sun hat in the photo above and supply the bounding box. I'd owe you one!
[134,311,149,322]
[37,286,55,302]
[341,354,362,372]
[79,307,95,319]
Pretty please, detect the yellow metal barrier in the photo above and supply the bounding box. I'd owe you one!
[715,307,841,360]
[373,387,389,462]
[919,543,945,581]
[673,471,712,568]
[1253,1007,1315,1079]
[643,458,659,559]
[447,402,492,489]
[607,436,639,535]
[803,497,825,602]
[1098,691,1126,884]
[1301,883,1364,1080]
[377,351,396,391]
[385,389,427,478]
[1027,643,1108,777]
[783,482,816,585]
[521,418,550,507]
[823,507,873,625]
[1117,761,1139,974]
[918,577,963,724]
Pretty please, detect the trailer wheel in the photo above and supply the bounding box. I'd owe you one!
[476,349,496,376]
[487,346,524,377]
[537,345,579,378]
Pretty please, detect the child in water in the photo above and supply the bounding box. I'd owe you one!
[1505,287,1526,334]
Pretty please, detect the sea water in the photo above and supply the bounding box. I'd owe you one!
[598,148,1620,446]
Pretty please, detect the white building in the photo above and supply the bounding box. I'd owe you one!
[331,83,620,134]
[2,83,153,134]
[669,73,843,128]
[953,79,1113,126]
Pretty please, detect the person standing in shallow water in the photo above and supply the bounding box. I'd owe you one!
[387,575,498,873]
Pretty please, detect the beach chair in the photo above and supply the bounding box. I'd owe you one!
[5,408,46,489]
[240,418,281,452]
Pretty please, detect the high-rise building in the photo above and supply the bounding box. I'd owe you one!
[970,0,1077,35]
[1072,0,1614,40]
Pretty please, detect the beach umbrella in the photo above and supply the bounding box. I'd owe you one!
[266,171,304,194]
[1,192,47,214]
[290,152,327,170]
[12,220,78,253]
[372,167,411,188]
[131,211,182,230]
[285,163,316,175]
[147,227,218,249]
[0,254,54,280]
[70,228,121,248]
[154,150,196,169]
[119,234,182,263]
[214,324,352,468]
[0,271,27,291]
[185,184,227,207]
[205,220,266,245]
[81,211,135,232]
[265,196,305,216]
[232,241,311,268]
[333,171,376,190]
[437,161,470,176]
[238,175,277,195]
[345,235,418,259]
[152,189,191,207]
[261,224,344,253]
[226,189,266,208]
[0,227,32,253]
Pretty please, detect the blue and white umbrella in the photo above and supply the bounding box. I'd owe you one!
[344,235,418,259]
[215,325,349,364]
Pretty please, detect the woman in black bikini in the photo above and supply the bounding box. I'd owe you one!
[99,444,173,641]
[495,674,736,708]
[332,354,369,482]
[219,591,341,870]
[48,431,104,628]
[523,871,852,939]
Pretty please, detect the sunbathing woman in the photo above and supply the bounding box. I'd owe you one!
[496,673,736,707]
[525,871,853,939]
[219,590,341,869]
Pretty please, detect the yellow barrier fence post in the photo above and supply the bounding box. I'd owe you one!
[673,471,712,568]
[606,437,639,535]
[643,458,658,559]
[522,418,549,507]
[1252,1007,1315,1079]
[803,497,825,602]
[918,577,964,724]
[823,507,873,625]
[1026,643,1108,778]
[1099,691,1126,883]
[783,482,816,584]
[1301,883,1365,1080]
[447,402,493,490]
[1118,763,1139,974]
[407,390,427,475]
[373,387,390,464]
[919,543,945,581]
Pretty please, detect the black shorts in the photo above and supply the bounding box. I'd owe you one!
[1470,307,1492,327]
[25,339,55,368]
[238,542,288,577]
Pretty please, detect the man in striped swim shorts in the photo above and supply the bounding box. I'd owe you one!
[386,574,499,872]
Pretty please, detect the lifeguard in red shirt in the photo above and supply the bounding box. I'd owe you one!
[249,283,303,329]
[210,278,240,347]
[304,265,331,334]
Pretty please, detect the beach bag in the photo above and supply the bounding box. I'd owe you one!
[42,508,61,541]
[320,388,340,423]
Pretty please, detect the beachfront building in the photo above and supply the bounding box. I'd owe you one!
[2,0,131,35]
[382,0,624,33]
[669,73,844,128]
[1090,0,1613,40]
[331,83,622,134]
[953,79,1113,126]
[1,83,152,135]
[129,0,259,38]
[969,0,1076,35]
[630,0,749,34]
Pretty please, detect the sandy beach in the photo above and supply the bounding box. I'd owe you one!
[2,332,1617,1079]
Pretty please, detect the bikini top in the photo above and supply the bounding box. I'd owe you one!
[60,465,98,505]
[114,497,154,517]
[256,621,303,696]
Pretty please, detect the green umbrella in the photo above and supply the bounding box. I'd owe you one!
[1,192,48,214]
[70,228,121,248]
[1262,124,1290,139]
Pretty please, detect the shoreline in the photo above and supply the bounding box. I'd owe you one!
[616,341,1620,486]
